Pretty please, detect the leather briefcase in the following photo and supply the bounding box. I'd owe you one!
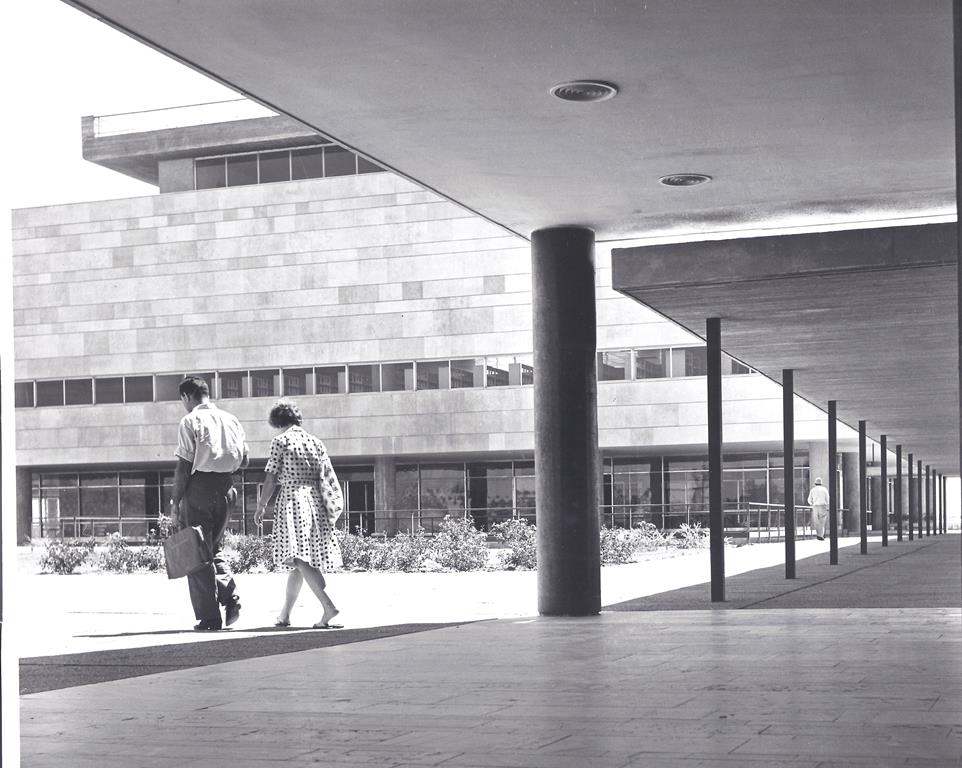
[163,525,212,579]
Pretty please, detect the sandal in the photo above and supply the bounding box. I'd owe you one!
[274,618,291,627]
[312,622,344,630]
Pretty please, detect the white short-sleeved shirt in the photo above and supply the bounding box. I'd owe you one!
[175,402,248,474]
[808,484,830,508]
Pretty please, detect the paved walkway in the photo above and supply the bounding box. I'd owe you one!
[11,533,962,767]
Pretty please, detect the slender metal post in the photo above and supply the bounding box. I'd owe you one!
[859,420,867,554]
[880,434,888,547]
[895,445,903,542]
[943,475,948,534]
[917,459,924,538]
[828,400,839,564]
[926,465,932,536]
[783,369,796,578]
[707,318,725,602]
[907,454,915,541]
[942,475,949,533]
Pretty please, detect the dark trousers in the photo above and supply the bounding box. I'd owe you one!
[184,471,238,622]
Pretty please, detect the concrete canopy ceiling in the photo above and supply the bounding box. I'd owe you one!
[613,223,960,475]
[62,1,960,474]
[66,0,954,240]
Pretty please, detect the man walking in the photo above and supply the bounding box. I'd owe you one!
[807,476,830,541]
[170,376,249,630]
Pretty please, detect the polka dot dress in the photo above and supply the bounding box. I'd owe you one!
[264,425,343,572]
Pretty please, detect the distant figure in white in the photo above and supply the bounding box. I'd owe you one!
[807,477,830,541]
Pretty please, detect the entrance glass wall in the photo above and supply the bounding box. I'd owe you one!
[28,452,810,540]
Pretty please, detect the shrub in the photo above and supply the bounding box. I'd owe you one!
[670,522,709,549]
[337,530,376,570]
[490,518,537,570]
[96,533,167,573]
[133,545,166,572]
[223,531,276,573]
[429,515,489,571]
[39,538,93,574]
[97,533,138,573]
[633,520,666,552]
[599,526,637,564]
[385,528,431,572]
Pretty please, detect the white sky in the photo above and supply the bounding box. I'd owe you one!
[4,0,239,212]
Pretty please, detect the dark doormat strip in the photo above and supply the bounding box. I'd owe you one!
[20,622,469,695]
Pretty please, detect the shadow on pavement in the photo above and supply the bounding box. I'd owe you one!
[21,621,472,694]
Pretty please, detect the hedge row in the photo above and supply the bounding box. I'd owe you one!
[35,517,709,575]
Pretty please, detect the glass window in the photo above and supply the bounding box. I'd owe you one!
[283,368,312,396]
[64,378,93,405]
[450,359,481,388]
[419,464,465,512]
[259,150,291,183]
[382,362,414,392]
[635,348,669,379]
[250,369,279,398]
[155,374,184,401]
[124,376,153,403]
[219,371,248,399]
[357,156,382,174]
[598,350,630,381]
[348,364,380,393]
[95,377,123,404]
[684,347,708,377]
[395,465,420,528]
[15,382,35,408]
[315,366,346,394]
[724,353,751,375]
[291,147,325,180]
[468,463,514,529]
[508,355,534,385]
[36,380,64,407]
[195,157,226,189]
[484,357,509,387]
[324,146,356,177]
[416,360,449,390]
[80,484,118,517]
[226,154,258,186]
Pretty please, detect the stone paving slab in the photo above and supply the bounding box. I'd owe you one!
[11,533,962,767]
[17,607,962,768]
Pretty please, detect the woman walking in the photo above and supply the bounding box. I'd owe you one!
[254,399,344,628]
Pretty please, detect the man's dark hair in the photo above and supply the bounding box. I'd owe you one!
[269,399,303,428]
[178,376,210,400]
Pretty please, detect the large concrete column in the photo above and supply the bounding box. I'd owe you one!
[17,466,33,543]
[532,226,601,616]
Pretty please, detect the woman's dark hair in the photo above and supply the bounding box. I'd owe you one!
[269,399,303,428]
[178,376,210,400]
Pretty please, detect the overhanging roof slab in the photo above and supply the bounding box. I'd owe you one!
[612,223,959,475]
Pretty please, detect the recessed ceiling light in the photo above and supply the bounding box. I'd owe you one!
[549,80,618,102]
[659,173,712,187]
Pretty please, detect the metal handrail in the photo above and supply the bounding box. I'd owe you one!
[44,502,854,543]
